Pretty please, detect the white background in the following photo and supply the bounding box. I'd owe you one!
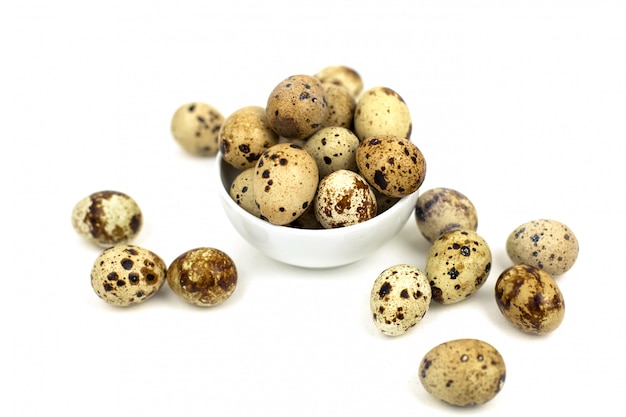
[2,0,625,415]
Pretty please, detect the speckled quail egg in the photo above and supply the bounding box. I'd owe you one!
[495,264,565,335]
[314,169,377,229]
[314,65,364,98]
[167,247,238,307]
[506,219,579,276]
[253,142,319,225]
[91,244,166,307]
[425,230,492,304]
[229,167,262,218]
[355,135,426,198]
[415,187,478,244]
[219,105,280,170]
[321,83,356,129]
[370,264,432,336]
[71,190,142,247]
[171,102,224,156]
[419,338,506,407]
[353,86,412,141]
[303,126,360,178]
[266,74,329,140]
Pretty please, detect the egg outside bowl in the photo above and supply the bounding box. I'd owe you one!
[216,155,419,269]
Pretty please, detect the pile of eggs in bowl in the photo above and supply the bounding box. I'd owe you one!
[211,68,427,268]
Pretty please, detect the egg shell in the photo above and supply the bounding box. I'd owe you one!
[71,190,143,247]
[425,229,492,304]
[314,65,363,98]
[320,83,356,129]
[287,204,323,229]
[90,244,166,307]
[253,142,319,225]
[314,169,377,229]
[167,247,238,307]
[506,219,579,276]
[353,86,412,141]
[370,264,432,336]
[303,126,359,179]
[494,264,565,335]
[266,74,329,140]
[219,105,280,170]
[171,102,224,156]
[356,135,426,198]
[415,187,478,244]
[229,167,262,218]
[419,338,506,407]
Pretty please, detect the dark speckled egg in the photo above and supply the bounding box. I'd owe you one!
[495,264,565,335]
[266,74,329,140]
[91,245,166,307]
[167,247,238,307]
[355,134,426,198]
[425,229,492,305]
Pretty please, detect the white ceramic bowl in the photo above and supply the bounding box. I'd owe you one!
[216,155,419,268]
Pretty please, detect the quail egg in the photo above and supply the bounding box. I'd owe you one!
[303,126,359,179]
[356,135,426,198]
[314,169,377,228]
[71,190,142,247]
[90,244,166,307]
[370,264,432,336]
[419,338,506,406]
[506,219,579,276]
[495,264,565,335]
[253,142,319,225]
[266,74,328,140]
[219,105,280,170]
[415,187,478,244]
[171,102,224,156]
[167,247,238,307]
[425,229,492,304]
[353,86,412,141]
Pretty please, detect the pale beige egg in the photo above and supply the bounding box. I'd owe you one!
[419,338,506,406]
[370,264,432,336]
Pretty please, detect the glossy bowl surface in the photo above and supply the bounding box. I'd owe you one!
[216,155,419,268]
